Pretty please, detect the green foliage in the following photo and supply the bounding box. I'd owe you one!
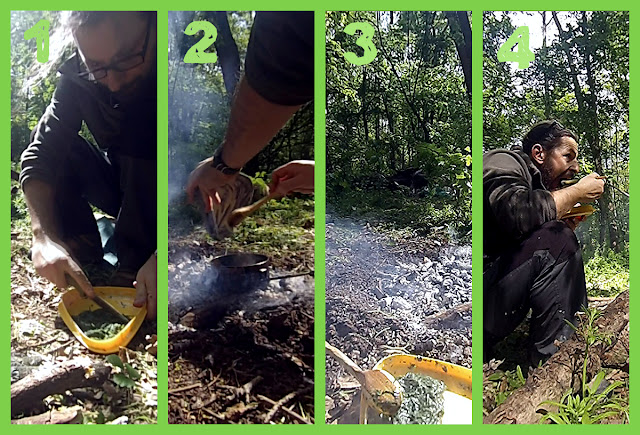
[326,11,471,236]
[539,373,627,424]
[328,188,470,241]
[106,354,141,389]
[486,365,527,407]
[539,306,627,424]
[584,248,629,297]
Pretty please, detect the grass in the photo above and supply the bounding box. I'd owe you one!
[327,187,471,243]
[169,194,315,268]
[584,248,629,297]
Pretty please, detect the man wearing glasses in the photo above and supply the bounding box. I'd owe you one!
[20,11,157,319]
[482,120,605,364]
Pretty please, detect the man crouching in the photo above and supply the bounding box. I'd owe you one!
[483,120,605,365]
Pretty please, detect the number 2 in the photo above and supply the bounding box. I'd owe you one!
[497,26,535,70]
[343,22,377,66]
[183,21,218,64]
[24,19,50,63]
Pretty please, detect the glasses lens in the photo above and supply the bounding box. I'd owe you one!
[91,69,108,80]
[114,55,144,72]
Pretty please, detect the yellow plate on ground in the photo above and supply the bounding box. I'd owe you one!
[363,354,472,424]
[561,204,595,219]
[58,287,146,354]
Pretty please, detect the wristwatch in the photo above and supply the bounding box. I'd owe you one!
[211,148,241,175]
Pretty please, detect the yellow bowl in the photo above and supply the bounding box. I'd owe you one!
[362,354,472,424]
[58,287,146,354]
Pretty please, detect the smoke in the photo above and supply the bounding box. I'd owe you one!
[168,11,230,207]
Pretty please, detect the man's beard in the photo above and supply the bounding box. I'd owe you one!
[540,159,556,189]
[540,159,574,191]
[105,65,156,106]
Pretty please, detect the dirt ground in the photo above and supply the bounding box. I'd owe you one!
[167,231,315,424]
[324,215,472,424]
[10,229,157,424]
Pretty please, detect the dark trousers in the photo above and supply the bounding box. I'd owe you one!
[52,136,156,277]
[483,220,587,364]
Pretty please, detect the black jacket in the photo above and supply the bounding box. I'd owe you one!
[483,146,557,262]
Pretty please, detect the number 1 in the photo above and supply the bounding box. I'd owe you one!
[24,19,50,63]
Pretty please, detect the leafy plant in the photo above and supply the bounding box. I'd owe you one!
[539,371,626,424]
[538,306,627,424]
[486,365,526,407]
[106,354,141,389]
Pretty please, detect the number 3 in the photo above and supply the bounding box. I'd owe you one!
[343,22,377,66]
[183,21,218,64]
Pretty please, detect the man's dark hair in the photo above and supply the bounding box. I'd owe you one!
[521,120,578,155]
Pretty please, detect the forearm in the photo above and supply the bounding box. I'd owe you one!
[550,185,581,218]
[23,179,60,241]
[220,76,302,169]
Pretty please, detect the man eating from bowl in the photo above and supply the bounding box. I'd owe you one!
[483,120,605,364]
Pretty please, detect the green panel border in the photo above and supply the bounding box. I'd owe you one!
[4,1,636,432]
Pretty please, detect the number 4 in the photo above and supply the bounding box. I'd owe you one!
[497,26,534,70]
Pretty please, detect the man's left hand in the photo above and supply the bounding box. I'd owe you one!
[563,216,586,232]
[133,252,157,319]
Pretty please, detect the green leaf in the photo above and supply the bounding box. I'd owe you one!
[588,371,605,395]
[105,354,124,370]
[487,372,504,381]
[112,373,136,389]
[124,363,141,381]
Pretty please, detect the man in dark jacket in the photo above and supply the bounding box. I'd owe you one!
[20,11,157,319]
[483,120,605,364]
[186,11,314,209]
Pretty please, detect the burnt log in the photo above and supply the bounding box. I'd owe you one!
[11,358,111,418]
[485,291,629,424]
[11,407,83,424]
[389,168,428,191]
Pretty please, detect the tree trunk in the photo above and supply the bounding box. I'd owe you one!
[445,11,472,100]
[485,291,629,424]
[11,359,111,418]
[205,11,241,100]
[361,68,369,141]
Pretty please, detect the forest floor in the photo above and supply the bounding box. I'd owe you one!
[324,210,472,424]
[482,279,629,422]
[10,192,157,424]
[167,197,315,424]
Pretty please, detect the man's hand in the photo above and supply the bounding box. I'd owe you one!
[574,173,605,203]
[185,156,237,212]
[133,253,157,320]
[563,215,586,232]
[31,235,95,297]
[269,160,314,196]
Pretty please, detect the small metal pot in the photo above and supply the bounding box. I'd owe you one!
[210,253,270,294]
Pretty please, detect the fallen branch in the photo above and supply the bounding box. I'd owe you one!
[485,291,629,424]
[11,407,83,424]
[257,394,313,424]
[424,302,472,326]
[263,387,313,423]
[11,358,111,418]
[168,383,202,395]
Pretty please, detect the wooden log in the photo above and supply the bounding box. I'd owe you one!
[485,291,629,424]
[11,407,83,424]
[11,358,111,418]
